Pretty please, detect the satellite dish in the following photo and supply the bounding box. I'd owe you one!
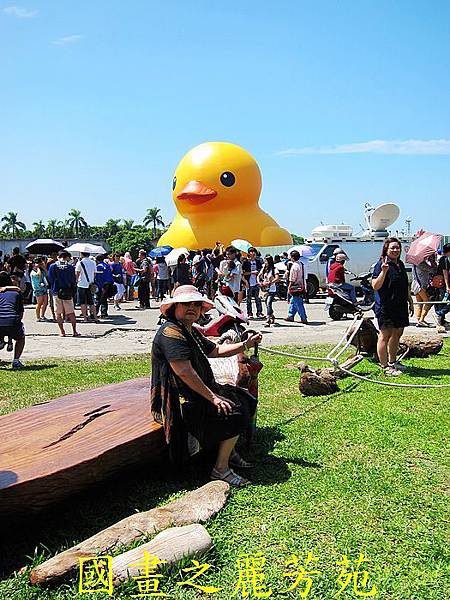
[368,203,400,231]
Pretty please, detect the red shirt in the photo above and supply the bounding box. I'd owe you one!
[328,262,345,284]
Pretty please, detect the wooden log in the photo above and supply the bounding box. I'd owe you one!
[0,378,165,518]
[30,481,229,585]
[399,334,443,358]
[336,355,364,376]
[112,524,212,584]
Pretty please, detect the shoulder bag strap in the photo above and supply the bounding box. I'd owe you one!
[299,261,304,284]
[80,260,92,284]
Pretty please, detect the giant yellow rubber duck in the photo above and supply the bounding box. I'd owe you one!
[158,142,292,249]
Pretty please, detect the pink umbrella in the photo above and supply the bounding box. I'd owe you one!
[405,232,442,265]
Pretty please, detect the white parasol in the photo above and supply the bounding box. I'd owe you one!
[65,243,107,255]
[165,247,190,267]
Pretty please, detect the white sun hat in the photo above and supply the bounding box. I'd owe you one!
[160,285,214,316]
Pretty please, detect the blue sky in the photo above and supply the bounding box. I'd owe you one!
[1,1,449,236]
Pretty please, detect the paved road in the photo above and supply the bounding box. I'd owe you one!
[7,296,448,362]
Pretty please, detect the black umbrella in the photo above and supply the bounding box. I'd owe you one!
[25,239,65,255]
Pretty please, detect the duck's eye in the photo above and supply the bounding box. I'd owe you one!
[172,176,177,191]
[220,171,235,187]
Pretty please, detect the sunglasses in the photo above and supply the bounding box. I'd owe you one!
[180,301,203,307]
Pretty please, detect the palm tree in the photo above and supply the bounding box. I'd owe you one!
[67,209,88,237]
[122,219,135,230]
[143,208,165,239]
[1,212,26,237]
[47,219,60,238]
[62,218,73,238]
[32,220,46,237]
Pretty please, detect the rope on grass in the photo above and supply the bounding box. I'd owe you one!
[259,312,450,390]
[258,346,335,364]
[336,366,450,389]
[259,345,450,389]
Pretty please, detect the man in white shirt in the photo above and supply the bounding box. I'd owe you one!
[219,246,242,301]
[75,252,98,322]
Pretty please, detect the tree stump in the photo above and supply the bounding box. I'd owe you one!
[299,370,338,396]
[347,318,378,355]
[399,334,443,358]
[295,356,364,396]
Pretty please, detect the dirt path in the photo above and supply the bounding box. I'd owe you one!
[7,297,446,362]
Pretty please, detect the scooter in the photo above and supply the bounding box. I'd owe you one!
[193,285,250,343]
[325,278,374,321]
[350,271,375,306]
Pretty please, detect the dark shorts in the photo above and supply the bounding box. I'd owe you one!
[0,323,25,341]
[78,287,94,306]
[376,312,409,330]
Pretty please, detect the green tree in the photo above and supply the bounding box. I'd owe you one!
[68,209,88,237]
[143,208,165,239]
[88,225,107,239]
[104,219,121,237]
[122,219,135,230]
[107,227,154,260]
[290,233,305,245]
[32,220,46,237]
[1,212,26,237]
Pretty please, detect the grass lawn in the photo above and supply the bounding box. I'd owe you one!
[0,342,449,599]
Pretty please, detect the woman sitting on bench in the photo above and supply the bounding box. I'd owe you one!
[151,285,261,487]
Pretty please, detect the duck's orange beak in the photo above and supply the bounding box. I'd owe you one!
[177,180,217,204]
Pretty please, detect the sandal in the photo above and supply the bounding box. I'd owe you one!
[230,451,254,469]
[210,468,250,487]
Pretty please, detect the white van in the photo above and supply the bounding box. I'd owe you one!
[304,238,412,296]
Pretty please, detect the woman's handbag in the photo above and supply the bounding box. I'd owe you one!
[80,261,98,294]
[289,283,305,296]
[431,274,445,288]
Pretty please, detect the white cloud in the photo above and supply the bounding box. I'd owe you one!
[277,139,450,156]
[3,5,37,18]
[52,34,84,46]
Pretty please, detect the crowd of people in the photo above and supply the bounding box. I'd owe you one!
[0,238,449,372]
[0,242,310,369]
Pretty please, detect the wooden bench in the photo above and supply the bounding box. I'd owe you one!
[0,354,257,518]
[0,378,165,517]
